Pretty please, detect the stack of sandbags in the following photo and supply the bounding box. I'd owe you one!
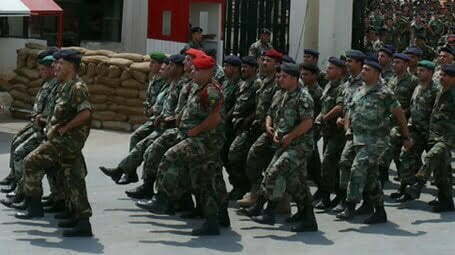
[10,45,151,131]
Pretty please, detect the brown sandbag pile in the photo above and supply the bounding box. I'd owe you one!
[10,43,151,131]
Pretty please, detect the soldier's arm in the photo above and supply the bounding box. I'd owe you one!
[58,109,91,135]
[391,107,413,150]
[323,105,343,121]
[187,106,222,137]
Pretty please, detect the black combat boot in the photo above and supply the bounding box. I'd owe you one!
[390,183,407,199]
[1,182,16,193]
[364,205,387,224]
[331,189,347,213]
[58,218,79,228]
[99,166,123,184]
[242,195,266,217]
[395,193,413,203]
[336,201,356,220]
[286,206,304,224]
[314,191,331,210]
[146,193,175,215]
[175,193,194,213]
[218,202,231,228]
[251,201,277,225]
[11,199,27,210]
[6,191,16,198]
[117,172,139,185]
[125,180,155,199]
[44,200,66,213]
[15,197,44,219]
[0,194,24,208]
[41,198,55,207]
[55,210,72,220]
[191,215,220,236]
[291,205,318,232]
[62,218,93,237]
[180,195,203,219]
[406,177,425,200]
[355,199,374,216]
[0,174,14,186]
[432,192,455,213]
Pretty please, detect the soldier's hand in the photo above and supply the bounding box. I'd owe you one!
[266,125,275,137]
[281,134,294,148]
[58,124,69,136]
[403,137,414,151]
[187,128,198,137]
[315,114,323,125]
[336,117,345,128]
[273,132,281,144]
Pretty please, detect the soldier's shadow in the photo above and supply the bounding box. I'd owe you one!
[411,211,455,225]
[139,228,243,253]
[16,236,104,254]
[253,230,334,245]
[338,221,426,237]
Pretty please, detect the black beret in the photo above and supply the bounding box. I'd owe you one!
[241,56,258,67]
[346,50,366,61]
[364,60,382,72]
[260,28,272,35]
[304,49,320,57]
[328,56,346,68]
[393,53,411,62]
[300,63,319,74]
[379,46,395,56]
[204,48,217,57]
[59,49,81,66]
[224,55,242,67]
[442,64,455,76]
[38,47,59,60]
[404,47,423,57]
[168,54,185,65]
[282,55,296,64]
[439,46,455,56]
[190,27,203,33]
[280,63,300,78]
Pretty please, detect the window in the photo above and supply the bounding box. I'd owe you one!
[162,11,171,36]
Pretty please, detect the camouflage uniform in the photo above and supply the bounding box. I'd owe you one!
[249,40,273,59]
[214,65,226,84]
[259,87,314,208]
[399,81,439,184]
[380,65,394,85]
[319,79,346,195]
[346,83,400,205]
[23,78,92,219]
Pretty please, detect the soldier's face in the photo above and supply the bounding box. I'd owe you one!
[262,56,277,73]
[56,59,73,81]
[260,34,271,43]
[300,70,316,84]
[223,64,235,78]
[241,64,256,79]
[416,67,433,81]
[392,59,408,74]
[278,71,297,90]
[378,52,392,66]
[361,65,379,84]
[438,51,454,65]
[303,54,317,65]
[193,68,212,84]
[407,54,419,67]
[440,72,455,89]
[346,58,362,74]
[159,63,168,78]
[193,32,203,42]
[326,64,342,80]
[150,60,162,74]
[183,56,193,72]
[448,36,455,48]
[38,64,53,79]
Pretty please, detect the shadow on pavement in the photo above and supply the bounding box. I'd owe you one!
[253,231,334,246]
[412,211,455,225]
[339,221,426,237]
[16,237,104,254]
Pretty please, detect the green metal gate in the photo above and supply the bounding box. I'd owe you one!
[224,0,291,57]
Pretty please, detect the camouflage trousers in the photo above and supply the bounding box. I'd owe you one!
[339,140,356,190]
[8,123,35,179]
[23,140,92,219]
[307,134,322,188]
[346,143,385,206]
[320,134,346,193]
[398,130,428,185]
[142,128,186,181]
[259,144,313,207]
[117,128,164,176]
[129,119,156,151]
[245,133,279,193]
[415,141,452,198]
[378,127,403,178]
[227,129,260,190]
[157,135,225,217]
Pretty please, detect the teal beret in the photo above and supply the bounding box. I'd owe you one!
[149,52,167,63]
[417,60,436,71]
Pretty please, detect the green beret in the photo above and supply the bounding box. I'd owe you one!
[149,52,167,63]
[38,55,55,66]
[417,60,436,71]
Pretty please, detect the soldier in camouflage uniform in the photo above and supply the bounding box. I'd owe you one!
[433,47,454,83]
[15,50,94,237]
[414,35,437,61]
[391,60,439,202]
[378,53,418,187]
[245,63,318,232]
[404,64,455,212]
[314,57,346,210]
[249,28,273,59]
[303,49,328,88]
[336,60,412,224]
[333,50,366,213]
[187,27,204,50]
[378,46,395,84]
[404,47,424,75]
[428,15,446,49]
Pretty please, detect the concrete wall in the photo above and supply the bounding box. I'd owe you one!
[121,0,149,54]
[0,38,47,74]
[289,0,308,62]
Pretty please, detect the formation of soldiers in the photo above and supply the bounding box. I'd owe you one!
[1,21,455,238]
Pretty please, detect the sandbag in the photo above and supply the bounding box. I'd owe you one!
[96,62,109,77]
[108,96,125,105]
[80,75,94,84]
[138,91,146,100]
[11,111,30,120]
[131,70,147,84]
[107,58,133,68]
[25,42,47,50]
[124,98,144,107]
[86,62,97,77]
[91,119,103,129]
[29,78,43,88]
[115,88,138,98]
[17,68,40,80]
[86,49,116,57]
[12,83,28,92]
[63,46,87,54]
[110,53,145,62]
[102,121,132,132]
[92,111,127,121]
[82,55,109,64]
[12,99,32,109]
[18,48,42,57]
[9,89,31,103]
[0,82,14,91]
[116,105,143,116]
[11,75,30,85]
[28,87,41,97]
[128,115,148,125]
[90,95,108,104]
[121,79,143,89]
[96,76,121,87]
[120,70,132,81]
[0,72,17,82]
[26,55,37,69]
[92,103,108,111]
[108,65,122,78]
[88,84,114,95]
[79,63,87,76]
[130,62,150,73]
[107,103,119,112]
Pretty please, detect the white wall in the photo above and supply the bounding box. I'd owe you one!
[121,0,148,54]
[289,0,308,62]
[146,38,187,56]
[0,38,47,74]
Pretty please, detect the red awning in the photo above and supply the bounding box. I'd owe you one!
[21,0,63,15]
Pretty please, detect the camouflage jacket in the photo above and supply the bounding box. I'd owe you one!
[222,77,242,117]
[33,78,59,116]
[254,74,279,127]
[408,81,439,135]
[302,81,323,118]
[231,77,261,129]
[320,79,344,137]
[144,75,165,110]
[161,77,185,119]
[387,72,419,113]
[174,76,194,120]
[428,86,455,148]
[249,40,273,59]
[381,65,394,85]
[214,65,226,84]
[149,80,171,117]
[349,83,400,146]
[339,74,363,113]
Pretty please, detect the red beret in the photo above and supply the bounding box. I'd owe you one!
[186,48,205,58]
[193,55,215,70]
[264,49,283,62]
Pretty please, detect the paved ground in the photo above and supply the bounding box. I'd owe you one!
[1,115,455,255]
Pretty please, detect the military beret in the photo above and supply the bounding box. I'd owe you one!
[149,51,167,63]
[393,53,411,62]
[193,55,215,70]
[260,28,272,35]
[224,55,242,67]
[404,47,423,57]
[204,48,217,57]
[417,60,436,71]
[280,63,300,78]
[346,50,366,61]
[282,55,296,64]
[168,54,185,65]
[442,64,455,76]
[59,49,82,65]
[379,46,394,56]
[38,47,59,60]
[364,60,382,72]
[439,46,455,56]
[300,63,320,74]
[241,56,258,67]
[191,27,203,33]
[38,55,55,66]
[328,56,346,68]
[52,50,61,60]
[185,48,205,58]
[264,49,283,62]
[304,49,320,57]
